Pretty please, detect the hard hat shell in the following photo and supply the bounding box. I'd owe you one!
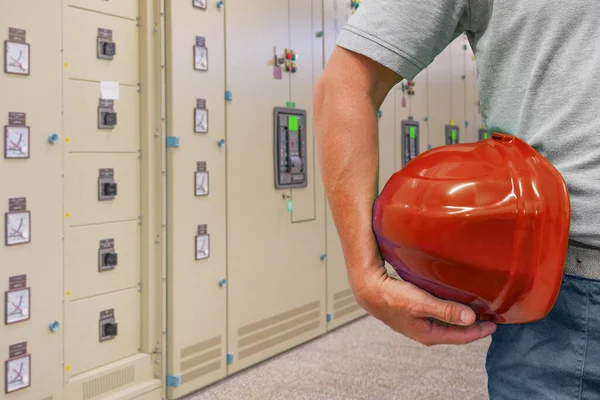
[373,133,571,324]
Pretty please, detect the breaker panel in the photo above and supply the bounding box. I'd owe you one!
[479,127,489,140]
[401,117,420,166]
[445,124,460,145]
[273,107,307,189]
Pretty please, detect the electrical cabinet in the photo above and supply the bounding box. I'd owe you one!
[225,0,326,377]
[0,1,64,398]
[450,38,467,142]
[165,0,227,397]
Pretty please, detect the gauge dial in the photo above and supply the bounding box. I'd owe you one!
[4,126,30,159]
[195,171,209,196]
[193,0,207,9]
[4,42,30,75]
[5,355,30,393]
[194,46,208,71]
[5,288,30,324]
[5,212,30,246]
[195,234,210,260]
[194,108,208,133]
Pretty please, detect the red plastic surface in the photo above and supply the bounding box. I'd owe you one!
[373,133,571,324]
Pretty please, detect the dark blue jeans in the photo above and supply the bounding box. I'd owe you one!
[486,274,600,399]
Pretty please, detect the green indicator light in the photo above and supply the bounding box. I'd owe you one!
[409,126,417,139]
[286,101,296,108]
[287,199,294,212]
[288,116,299,131]
[484,132,489,139]
[451,129,457,141]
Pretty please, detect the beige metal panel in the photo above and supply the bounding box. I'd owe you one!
[64,153,140,227]
[289,0,323,223]
[65,288,141,378]
[66,0,139,20]
[378,90,396,188]
[165,0,227,396]
[0,0,63,398]
[427,47,451,148]
[393,83,411,170]
[226,0,326,374]
[322,0,352,65]
[449,37,466,141]
[410,69,429,155]
[63,6,139,85]
[465,41,478,143]
[64,79,140,153]
[65,222,140,301]
[64,354,158,400]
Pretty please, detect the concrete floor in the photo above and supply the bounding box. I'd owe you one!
[185,316,491,400]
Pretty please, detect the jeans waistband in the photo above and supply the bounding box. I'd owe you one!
[564,241,600,280]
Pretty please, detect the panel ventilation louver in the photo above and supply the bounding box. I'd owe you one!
[237,301,321,360]
[82,366,134,400]
[40,397,53,400]
[333,288,362,320]
[179,335,223,385]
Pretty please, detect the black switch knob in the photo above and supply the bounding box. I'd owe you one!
[103,42,116,57]
[103,252,118,267]
[103,322,118,337]
[103,112,117,127]
[103,182,118,197]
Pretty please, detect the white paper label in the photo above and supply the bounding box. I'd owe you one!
[100,81,120,100]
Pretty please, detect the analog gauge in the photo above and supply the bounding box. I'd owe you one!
[4,42,30,75]
[194,46,208,71]
[5,212,30,246]
[5,355,30,393]
[193,0,207,9]
[4,126,30,159]
[5,288,30,324]
[195,234,210,260]
[194,108,208,133]
[195,171,209,196]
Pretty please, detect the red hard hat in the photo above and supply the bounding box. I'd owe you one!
[373,133,571,324]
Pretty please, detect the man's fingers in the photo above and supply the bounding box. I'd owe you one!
[421,320,497,346]
[410,290,477,326]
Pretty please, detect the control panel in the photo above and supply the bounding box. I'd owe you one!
[194,98,208,133]
[401,117,419,166]
[4,28,30,76]
[4,112,29,159]
[98,99,118,129]
[445,124,460,145]
[5,275,30,325]
[98,168,118,201]
[97,28,116,61]
[5,342,30,393]
[98,238,118,272]
[273,107,307,189]
[195,225,210,260]
[194,36,208,71]
[5,198,30,246]
[479,127,489,140]
[98,308,118,342]
[195,162,209,196]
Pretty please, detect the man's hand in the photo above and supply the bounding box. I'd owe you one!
[355,266,496,346]
[314,46,496,346]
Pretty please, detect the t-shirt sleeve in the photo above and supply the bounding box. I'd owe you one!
[336,0,472,80]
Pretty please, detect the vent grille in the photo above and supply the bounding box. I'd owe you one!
[179,336,223,384]
[238,301,321,360]
[40,397,53,400]
[333,289,362,320]
[82,366,134,400]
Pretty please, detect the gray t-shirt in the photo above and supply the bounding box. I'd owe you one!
[337,0,600,249]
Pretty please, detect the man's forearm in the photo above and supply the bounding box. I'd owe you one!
[313,50,398,291]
